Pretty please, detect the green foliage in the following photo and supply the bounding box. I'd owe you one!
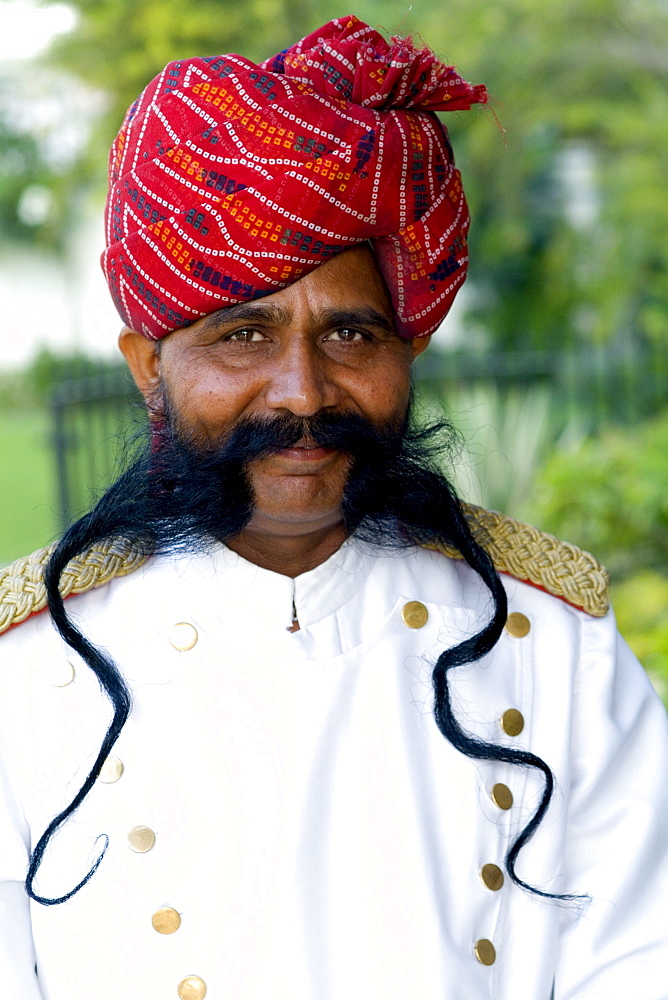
[0,62,104,253]
[432,0,668,357]
[27,347,127,402]
[0,81,66,252]
[429,389,668,694]
[0,349,127,410]
[612,571,668,702]
[419,382,565,518]
[529,407,668,580]
[0,114,45,245]
[46,0,411,159]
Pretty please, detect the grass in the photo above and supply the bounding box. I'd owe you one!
[0,408,60,567]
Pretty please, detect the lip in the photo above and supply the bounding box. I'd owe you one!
[273,436,338,464]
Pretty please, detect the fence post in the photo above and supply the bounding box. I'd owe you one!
[51,386,73,532]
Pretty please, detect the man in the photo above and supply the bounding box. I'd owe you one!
[1,16,667,1000]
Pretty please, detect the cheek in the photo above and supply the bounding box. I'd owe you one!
[163,362,258,437]
[348,363,412,424]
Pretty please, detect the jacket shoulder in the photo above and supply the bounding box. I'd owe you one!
[428,502,610,618]
[1,504,610,635]
[0,538,149,637]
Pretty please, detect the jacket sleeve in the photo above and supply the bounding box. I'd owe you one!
[0,734,45,999]
[554,616,668,1000]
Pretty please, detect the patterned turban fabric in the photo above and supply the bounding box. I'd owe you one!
[102,16,487,340]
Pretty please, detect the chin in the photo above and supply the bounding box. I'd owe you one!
[250,472,347,524]
[247,498,345,536]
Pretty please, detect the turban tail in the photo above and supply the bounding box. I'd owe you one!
[102,16,487,340]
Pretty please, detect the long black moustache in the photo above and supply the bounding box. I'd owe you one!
[29,408,577,904]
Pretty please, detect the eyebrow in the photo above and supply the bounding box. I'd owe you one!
[198,302,396,334]
[317,308,396,333]
[198,301,291,331]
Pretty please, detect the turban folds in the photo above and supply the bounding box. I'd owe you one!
[102,16,487,340]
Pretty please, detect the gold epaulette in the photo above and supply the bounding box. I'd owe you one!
[0,505,610,637]
[0,537,149,637]
[429,503,610,617]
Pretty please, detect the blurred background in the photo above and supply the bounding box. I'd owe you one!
[0,0,666,697]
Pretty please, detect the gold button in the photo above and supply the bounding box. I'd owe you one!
[491,783,514,810]
[401,601,428,629]
[177,976,207,1000]
[474,938,496,965]
[505,611,530,638]
[152,906,181,934]
[169,622,198,651]
[480,863,505,891]
[500,708,525,737]
[53,660,75,687]
[98,756,124,783]
[127,825,156,853]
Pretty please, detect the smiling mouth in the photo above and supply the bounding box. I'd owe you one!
[275,436,338,462]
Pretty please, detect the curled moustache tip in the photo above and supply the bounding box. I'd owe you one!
[28,834,109,906]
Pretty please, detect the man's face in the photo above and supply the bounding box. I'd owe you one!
[121,245,430,543]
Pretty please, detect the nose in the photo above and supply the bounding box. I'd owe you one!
[263,339,341,416]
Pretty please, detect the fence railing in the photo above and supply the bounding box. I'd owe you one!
[51,367,143,529]
[51,342,668,528]
[415,339,668,433]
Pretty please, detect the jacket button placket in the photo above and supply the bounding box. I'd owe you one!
[473,609,532,969]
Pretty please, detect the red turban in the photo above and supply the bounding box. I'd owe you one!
[102,16,487,340]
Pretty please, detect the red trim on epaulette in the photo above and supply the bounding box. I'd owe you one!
[0,588,83,639]
[499,571,590,616]
[0,605,49,637]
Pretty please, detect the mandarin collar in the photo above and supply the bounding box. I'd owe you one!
[162,536,376,632]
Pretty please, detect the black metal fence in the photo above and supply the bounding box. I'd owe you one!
[415,338,668,433]
[51,341,668,528]
[51,367,144,529]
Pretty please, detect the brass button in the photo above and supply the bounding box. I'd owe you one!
[500,708,525,737]
[480,863,505,891]
[177,976,207,1000]
[53,660,75,687]
[152,906,181,934]
[169,622,198,651]
[401,601,428,629]
[127,825,156,853]
[474,938,496,966]
[98,756,124,783]
[505,611,530,638]
[490,783,513,810]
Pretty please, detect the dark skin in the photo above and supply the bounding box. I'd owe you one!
[120,245,430,577]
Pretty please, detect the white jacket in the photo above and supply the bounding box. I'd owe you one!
[0,539,667,999]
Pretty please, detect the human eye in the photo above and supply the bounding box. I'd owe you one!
[223,327,268,343]
[324,327,368,343]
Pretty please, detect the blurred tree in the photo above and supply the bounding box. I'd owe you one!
[429,0,668,356]
[525,404,668,693]
[613,570,668,700]
[528,407,668,581]
[0,70,66,251]
[46,0,410,152]
[0,347,127,409]
[21,0,668,363]
[0,64,104,253]
[27,346,127,401]
[0,108,49,246]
